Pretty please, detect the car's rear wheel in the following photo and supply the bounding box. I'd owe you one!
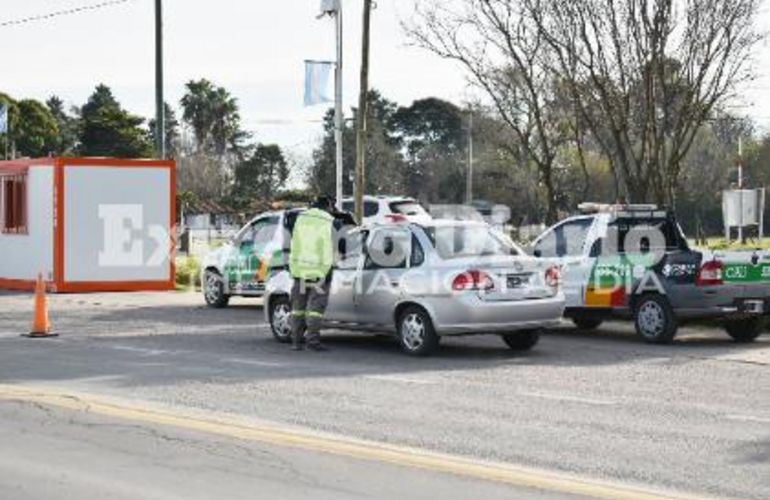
[502,330,541,351]
[724,317,764,343]
[572,317,603,330]
[633,295,677,344]
[204,269,230,308]
[397,307,440,356]
[269,296,293,344]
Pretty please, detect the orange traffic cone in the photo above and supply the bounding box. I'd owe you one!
[25,273,57,338]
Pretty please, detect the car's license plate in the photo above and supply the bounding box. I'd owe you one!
[507,274,530,288]
[743,300,764,314]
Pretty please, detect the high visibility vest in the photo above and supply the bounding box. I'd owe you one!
[289,208,335,280]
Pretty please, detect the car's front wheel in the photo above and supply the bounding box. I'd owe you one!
[269,296,293,344]
[633,295,677,344]
[724,317,764,343]
[502,330,541,351]
[203,269,230,308]
[397,307,440,356]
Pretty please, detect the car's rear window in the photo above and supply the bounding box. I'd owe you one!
[423,225,518,259]
[342,201,380,217]
[611,217,688,252]
[390,201,428,217]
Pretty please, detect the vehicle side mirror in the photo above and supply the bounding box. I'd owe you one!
[532,248,542,258]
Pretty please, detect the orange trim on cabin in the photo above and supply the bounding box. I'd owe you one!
[168,162,177,284]
[0,278,175,294]
[0,158,56,173]
[0,278,38,292]
[58,157,175,169]
[0,157,174,169]
[56,280,175,293]
[53,159,65,291]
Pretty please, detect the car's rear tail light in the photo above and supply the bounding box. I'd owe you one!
[386,214,408,222]
[452,270,494,291]
[545,266,561,288]
[696,260,723,286]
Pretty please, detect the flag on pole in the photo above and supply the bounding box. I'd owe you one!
[304,60,335,106]
[0,103,8,134]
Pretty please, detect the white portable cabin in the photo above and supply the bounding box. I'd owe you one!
[0,157,176,292]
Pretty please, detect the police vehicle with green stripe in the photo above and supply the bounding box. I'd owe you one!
[530,204,770,343]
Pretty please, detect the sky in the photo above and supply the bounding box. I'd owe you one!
[2,0,770,161]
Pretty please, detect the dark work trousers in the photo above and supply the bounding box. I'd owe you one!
[290,277,330,346]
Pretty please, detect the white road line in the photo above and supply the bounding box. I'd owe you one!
[363,374,439,385]
[725,413,770,424]
[108,345,176,356]
[222,358,288,368]
[518,391,617,407]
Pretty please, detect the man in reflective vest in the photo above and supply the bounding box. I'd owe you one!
[289,196,336,351]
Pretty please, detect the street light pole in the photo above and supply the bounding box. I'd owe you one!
[354,0,372,223]
[334,3,344,211]
[155,0,165,160]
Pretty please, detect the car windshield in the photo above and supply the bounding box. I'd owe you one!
[390,200,428,217]
[423,225,518,259]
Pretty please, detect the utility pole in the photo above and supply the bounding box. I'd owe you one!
[354,0,373,223]
[466,109,474,205]
[738,137,744,243]
[155,0,165,160]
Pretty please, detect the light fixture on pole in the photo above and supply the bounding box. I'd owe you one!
[318,0,344,211]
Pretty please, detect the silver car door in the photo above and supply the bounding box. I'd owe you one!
[325,230,365,322]
[355,227,411,325]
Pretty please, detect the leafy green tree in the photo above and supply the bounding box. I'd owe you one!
[393,98,464,154]
[309,109,356,196]
[77,85,153,158]
[392,98,466,203]
[308,90,405,197]
[14,99,59,158]
[46,96,79,155]
[232,144,289,205]
[148,102,180,159]
[180,79,249,158]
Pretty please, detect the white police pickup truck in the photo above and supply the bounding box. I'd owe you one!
[530,204,770,343]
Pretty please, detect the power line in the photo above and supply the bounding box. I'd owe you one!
[0,0,136,29]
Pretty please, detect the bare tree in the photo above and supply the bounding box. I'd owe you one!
[407,0,573,223]
[527,0,762,206]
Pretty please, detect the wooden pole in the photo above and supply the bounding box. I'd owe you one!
[354,0,373,223]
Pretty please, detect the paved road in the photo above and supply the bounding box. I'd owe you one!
[1,399,590,500]
[0,291,768,500]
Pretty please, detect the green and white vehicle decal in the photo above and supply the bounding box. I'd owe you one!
[721,261,770,283]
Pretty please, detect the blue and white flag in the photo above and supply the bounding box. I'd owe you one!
[304,60,335,106]
[0,103,7,134]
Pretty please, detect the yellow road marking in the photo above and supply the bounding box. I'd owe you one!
[0,384,717,500]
